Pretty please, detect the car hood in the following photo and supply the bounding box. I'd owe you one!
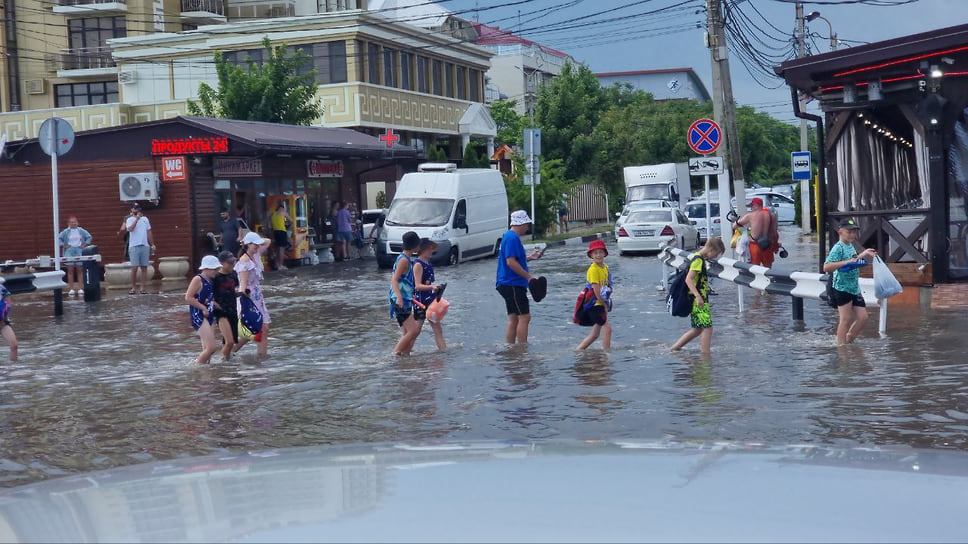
[0,440,963,543]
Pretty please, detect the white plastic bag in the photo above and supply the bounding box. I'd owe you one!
[873,255,903,299]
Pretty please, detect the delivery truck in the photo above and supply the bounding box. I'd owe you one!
[623,163,689,208]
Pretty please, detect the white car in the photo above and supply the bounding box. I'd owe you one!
[614,200,675,233]
[684,200,722,242]
[616,207,700,255]
[732,191,796,224]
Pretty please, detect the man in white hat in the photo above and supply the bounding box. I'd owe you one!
[496,210,543,344]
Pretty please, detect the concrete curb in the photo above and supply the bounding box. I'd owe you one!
[538,230,616,249]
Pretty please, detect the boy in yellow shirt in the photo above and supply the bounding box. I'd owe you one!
[577,239,613,350]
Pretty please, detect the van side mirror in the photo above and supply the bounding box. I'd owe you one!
[454,215,468,231]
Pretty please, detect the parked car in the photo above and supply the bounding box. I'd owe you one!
[684,200,721,242]
[616,207,699,255]
[360,208,387,241]
[732,190,796,224]
[614,199,675,233]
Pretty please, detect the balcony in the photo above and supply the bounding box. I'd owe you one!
[181,0,227,24]
[53,0,127,15]
[57,47,117,78]
[227,0,295,20]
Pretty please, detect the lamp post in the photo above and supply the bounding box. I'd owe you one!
[805,11,837,52]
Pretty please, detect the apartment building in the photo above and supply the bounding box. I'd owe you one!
[595,68,711,103]
[0,0,496,159]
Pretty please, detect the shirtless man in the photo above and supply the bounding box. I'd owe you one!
[733,197,780,267]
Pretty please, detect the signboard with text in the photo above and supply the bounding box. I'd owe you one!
[307,160,344,178]
[214,157,262,177]
[792,151,811,180]
[151,136,229,155]
[162,156,187,181]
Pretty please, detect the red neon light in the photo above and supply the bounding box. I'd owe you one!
[151,136,229,155]
[833,45,968,78]
[820,71,963,93]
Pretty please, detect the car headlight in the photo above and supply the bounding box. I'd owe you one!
[378,228,388,241]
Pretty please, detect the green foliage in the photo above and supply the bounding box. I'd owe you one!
[503,156,576,235]
[187,37,323,125]
[462,142,486,168]
[426,145,448,162]
[490,100,525,147]
[375,190,388,209]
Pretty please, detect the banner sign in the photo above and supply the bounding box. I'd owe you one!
[214,157,263,177]
[307,160,344,178]
[151,136,229,155]
[162,156,187,181]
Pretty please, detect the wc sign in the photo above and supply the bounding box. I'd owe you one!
[162,156,187,181]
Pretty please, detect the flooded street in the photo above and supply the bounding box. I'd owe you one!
[3,226,968,488]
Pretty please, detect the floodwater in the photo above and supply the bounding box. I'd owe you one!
[2,226,968,488]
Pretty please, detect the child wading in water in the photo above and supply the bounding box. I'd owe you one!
[576,239,613,350]
[671,236,726,354]
[0,285,18,361]
[389,231,422,356]
[212,250,240,361]
[412,238,446,351]
[185,255,220,364]
[823,218,878,346]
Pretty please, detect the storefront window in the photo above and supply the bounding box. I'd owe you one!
[417,56,428,93]
[401,52,413,91]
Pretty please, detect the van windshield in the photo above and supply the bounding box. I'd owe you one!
[685,203,720,218]
[386,198,454,227]
[627,184,669,202]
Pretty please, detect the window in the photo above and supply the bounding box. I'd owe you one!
[383,47,396,88]
[288,41,347,84]
[55,81,118,107]
[400,52,412,91]
[469,69,480,102]
[68,16,125,50]
[416,56,428,93]
[367,43,380,84]
[431,60,442,95]
[456,66,467,100]
[444,62,454,97]
[224,48,264,69]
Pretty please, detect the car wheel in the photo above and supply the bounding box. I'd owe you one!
[619,250,626,256]
[493,239,501,258]
[447,247,459,266]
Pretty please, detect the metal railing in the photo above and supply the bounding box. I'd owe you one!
[181,0,225,14]
[59,47,116,71]
[57,0,126,6]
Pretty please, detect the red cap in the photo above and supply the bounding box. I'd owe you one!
[750,197,764,208]
[587,239,608,257]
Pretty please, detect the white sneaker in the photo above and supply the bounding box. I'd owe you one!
[68,289,76,296]
[78,289,84,296]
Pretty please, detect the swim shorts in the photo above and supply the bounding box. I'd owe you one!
[497,284,529,316]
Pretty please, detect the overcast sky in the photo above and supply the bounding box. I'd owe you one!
[443,0,968,122]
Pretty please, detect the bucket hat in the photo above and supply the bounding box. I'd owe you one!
[510,210,533,226]
[198,255,220,270]
[587,239,608,258]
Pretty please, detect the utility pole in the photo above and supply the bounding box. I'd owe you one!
[796,1,811,234]
[706,0,747,217]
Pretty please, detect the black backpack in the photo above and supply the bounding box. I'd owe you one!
[667,258,700,317]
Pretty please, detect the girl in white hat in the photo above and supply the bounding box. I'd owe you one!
[185,255,220,364]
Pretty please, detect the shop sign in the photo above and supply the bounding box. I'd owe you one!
[307,159,344,178]
[162,156,187,181]
[151,136,229,155]
[214,157,263,177]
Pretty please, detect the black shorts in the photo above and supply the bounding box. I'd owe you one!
[394,306,412,327]
[497,284,530,315]
[832,288,866,308]
[413,303,428,321]
[273,230,290,248]
[215,313,239,343]
[579,305,607,327]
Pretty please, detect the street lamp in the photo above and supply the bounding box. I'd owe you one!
[805,11,837,51]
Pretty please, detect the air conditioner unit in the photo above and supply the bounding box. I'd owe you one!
[118,71,137,84]
[119,172,161,201]
[24,79,46,95]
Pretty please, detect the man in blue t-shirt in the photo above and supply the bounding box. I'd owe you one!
[496,210,543,344]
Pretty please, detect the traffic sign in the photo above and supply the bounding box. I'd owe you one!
[687,118,722,155]
[792,151,811,180]
[39,117,74,157]
[523,128,541,156]
[688,156,725,176]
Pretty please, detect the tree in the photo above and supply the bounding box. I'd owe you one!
[462,142,481,168]
[427,145,448,162]
[188,37,323,125]
[489,100,524,147]
[503,155,576,236]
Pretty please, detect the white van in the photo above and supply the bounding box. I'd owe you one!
[376,163,509,268]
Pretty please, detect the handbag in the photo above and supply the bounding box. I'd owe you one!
[873,255,903,299]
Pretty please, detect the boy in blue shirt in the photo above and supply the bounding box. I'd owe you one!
[496,210,543,344]
[823,218,878,346]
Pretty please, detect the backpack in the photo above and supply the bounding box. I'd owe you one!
[572,287,597,324]
[667,258,700,317]
[825,271,838,308]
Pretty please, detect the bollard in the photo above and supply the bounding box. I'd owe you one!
[82,245,101,302]
[792,297,804,321]
[879,298,887,336]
